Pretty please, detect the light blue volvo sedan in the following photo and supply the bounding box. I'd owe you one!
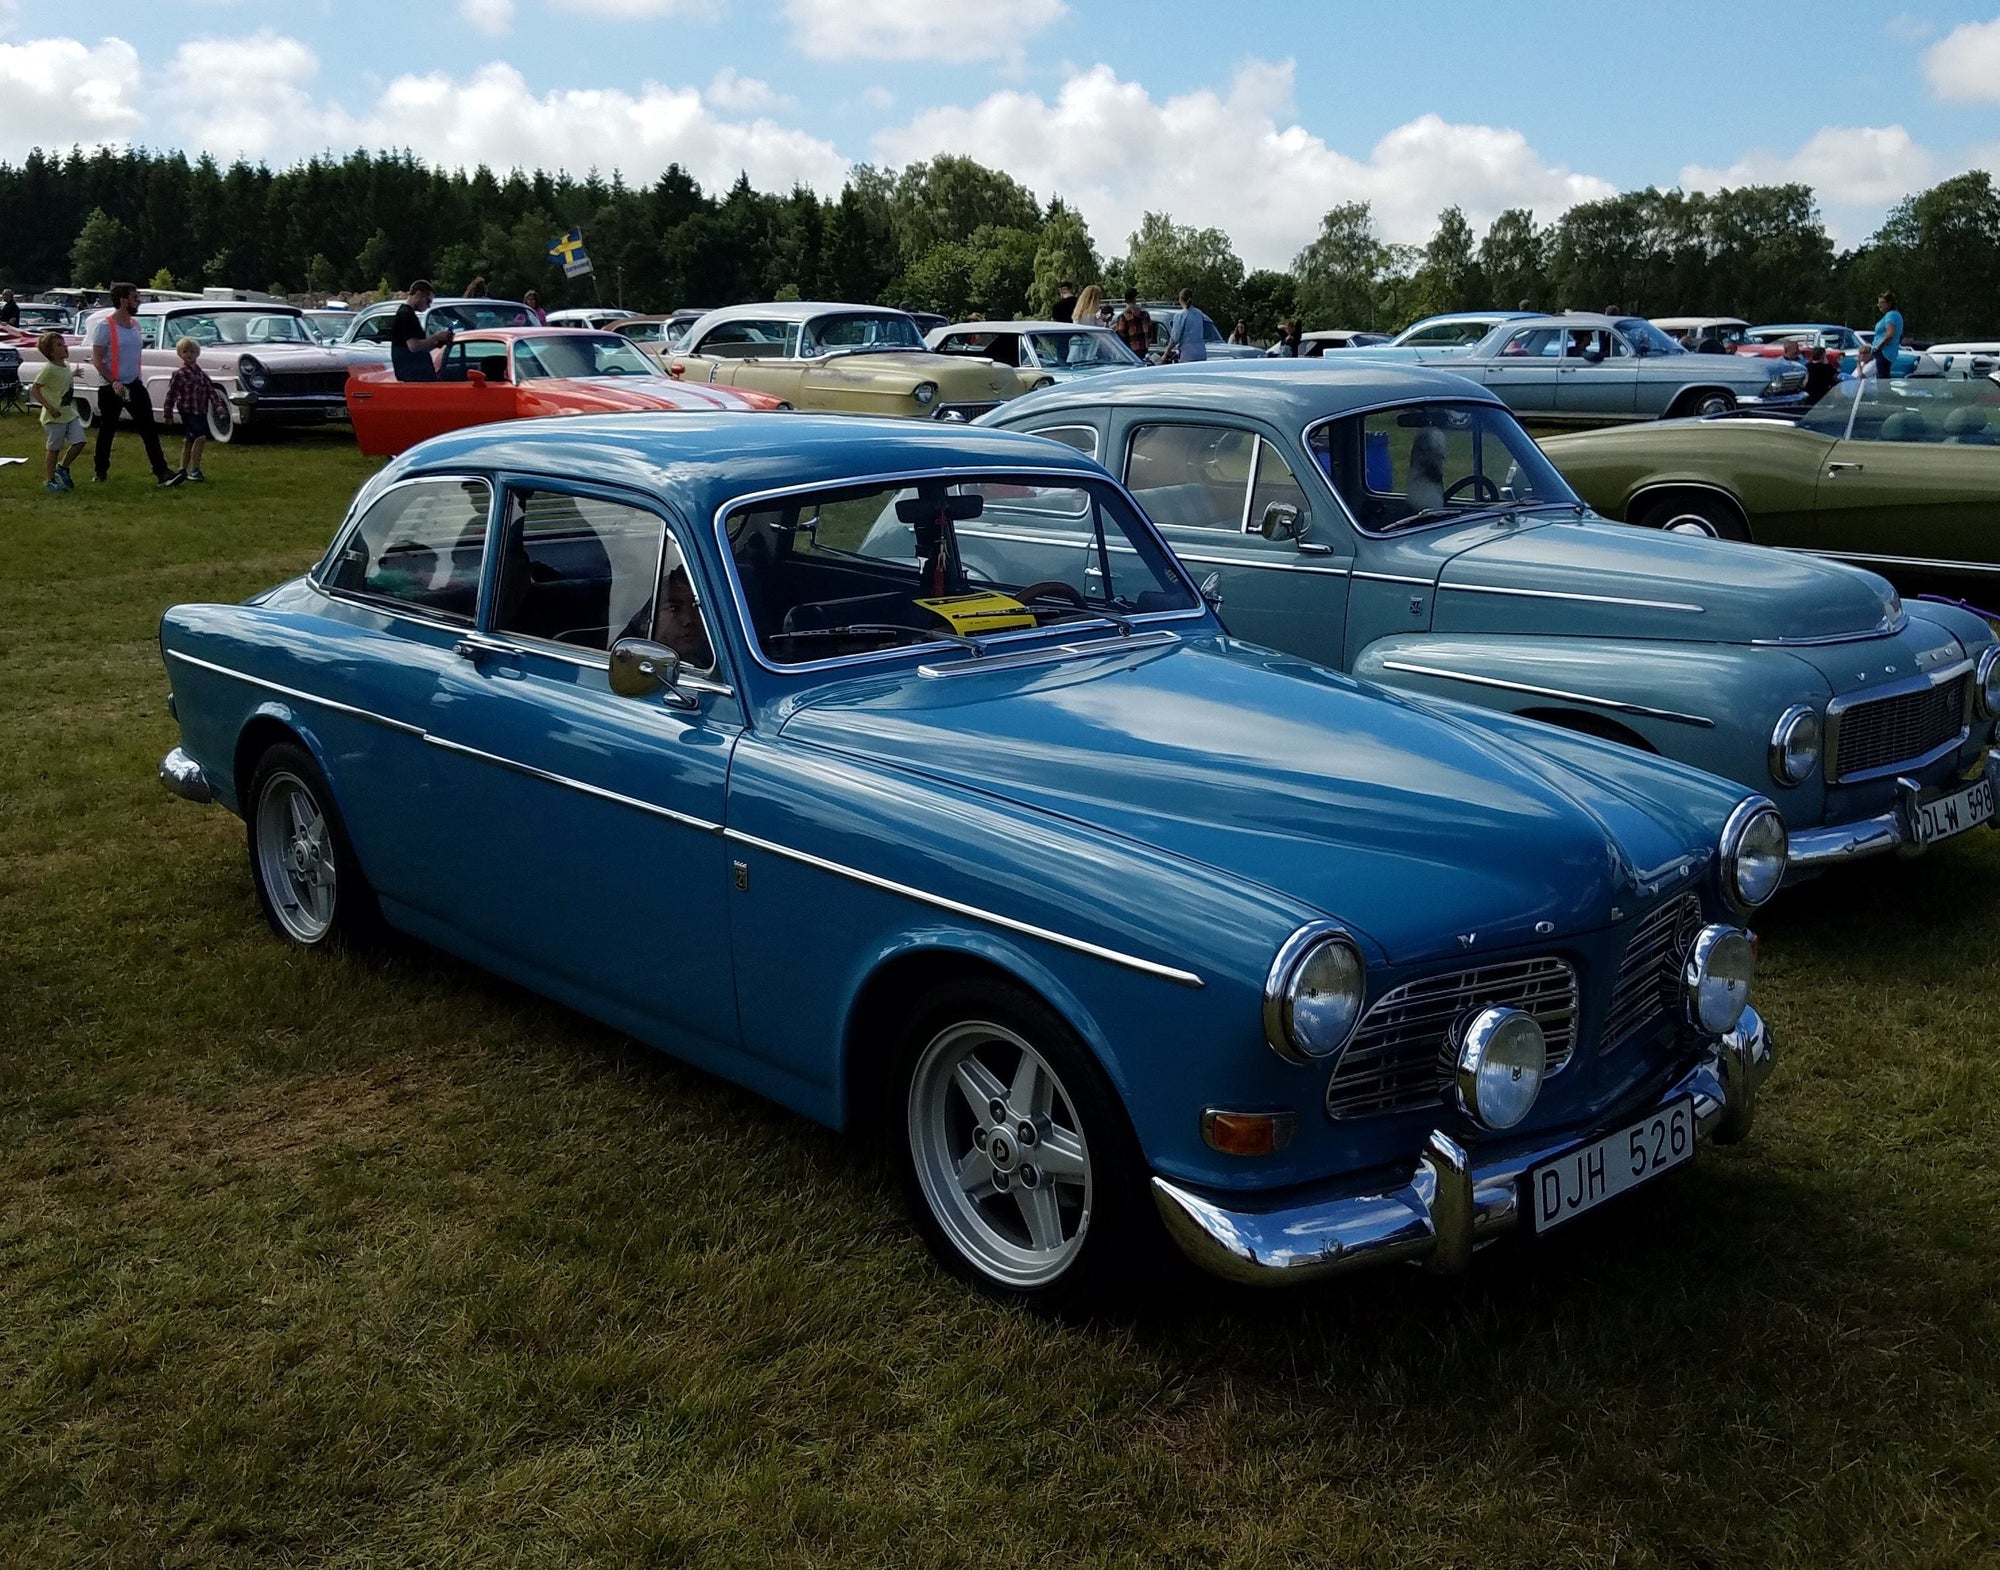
[158,414,1779,1306]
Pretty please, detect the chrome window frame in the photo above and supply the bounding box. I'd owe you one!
[711,464,1211,678]
[1022,422,1100,459]
[1120,419,1261,534]
[312,473,499,628]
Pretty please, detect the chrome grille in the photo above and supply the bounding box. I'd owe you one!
[1602,894,1702,1052]
[1326,956,1577,1120]
[1830,675,1969,782]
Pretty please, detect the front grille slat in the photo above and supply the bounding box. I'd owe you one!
[1326,956,1577,1121]
[260,370,349,398]
[1831,675,1968,781]
[1602,893,1702,1053]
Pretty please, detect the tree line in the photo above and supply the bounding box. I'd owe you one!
[4,144,1997,339]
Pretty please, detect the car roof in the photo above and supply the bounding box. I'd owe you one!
[137,300,299,315]
[1405,310,1534,324]
[452,327,632,342]
[693,301,916,325]
[933,320,1112,336]
[388,413,1108,515]
[988,359,1508,423]
[1651,316,1748,329]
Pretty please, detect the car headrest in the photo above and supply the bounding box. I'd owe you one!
[1944,404,1990,435]
[1879,411,1930,442]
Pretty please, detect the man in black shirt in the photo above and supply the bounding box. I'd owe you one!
[1803,345,1840,405]
[0,289,18,327]
[1050,281,1076,322]
[390,279,452,381]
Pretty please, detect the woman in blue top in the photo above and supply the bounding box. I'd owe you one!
[1868,290,1903,378]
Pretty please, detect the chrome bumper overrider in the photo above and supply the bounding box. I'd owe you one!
[1152,1008,1774,1286]
[159,746,213,804]
[1787,750,2000,872]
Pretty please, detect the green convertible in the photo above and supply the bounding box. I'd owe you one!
[1539,376,2000,582]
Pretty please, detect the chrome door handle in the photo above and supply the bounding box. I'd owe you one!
[1296,541,1334,556]
[453,634,512,661]
[1826,462,1864,474]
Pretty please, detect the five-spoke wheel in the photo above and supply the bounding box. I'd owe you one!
[246,742,373,949]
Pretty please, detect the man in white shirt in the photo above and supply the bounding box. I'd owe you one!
[90,281,179,485]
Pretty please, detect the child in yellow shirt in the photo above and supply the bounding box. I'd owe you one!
[28,331,87,492]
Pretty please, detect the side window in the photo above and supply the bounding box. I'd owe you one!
[1029,423,1099,458]
[1124,423,1254,531]
[697,319,791,357]
[493,490,713,668]
[323,479,492,622]
[1247,440,1312,537]
[353,311,396,345]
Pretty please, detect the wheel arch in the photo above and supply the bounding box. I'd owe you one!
[231,706,347,815]
[1665,384,1737,418]
[840,936,1118,1140]
[1626,480,1753,539]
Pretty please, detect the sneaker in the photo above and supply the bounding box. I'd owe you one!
[91,471,107,483]
[45,480,64,493]
[187,468,206,483]
[55,464,72,488]
[158,470,186,488]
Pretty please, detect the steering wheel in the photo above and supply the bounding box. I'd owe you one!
[1444,474,1501,504]
[1018,580,1086,608]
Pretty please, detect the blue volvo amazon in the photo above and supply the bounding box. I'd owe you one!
[158,414,1780,1306]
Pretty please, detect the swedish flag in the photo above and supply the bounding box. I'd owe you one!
[548,228,592,279]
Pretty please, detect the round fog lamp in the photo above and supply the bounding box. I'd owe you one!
[1721,798,1788,911]
[1977,646,2000,720]
[1454,1006,1546,1131]
[1768,705,1820,786]
[1684,924,1755,1036]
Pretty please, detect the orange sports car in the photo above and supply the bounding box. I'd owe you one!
[346,327,786,456]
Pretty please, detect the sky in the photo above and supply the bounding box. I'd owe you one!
[2,0,1997,268]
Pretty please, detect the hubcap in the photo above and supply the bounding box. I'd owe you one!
[254,771,336,943]
[909,1020,1092,1288]
[1663,513,1719,537]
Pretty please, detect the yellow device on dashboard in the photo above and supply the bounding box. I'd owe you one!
[915,592,1038,634]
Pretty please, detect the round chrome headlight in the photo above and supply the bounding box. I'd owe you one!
[237,354,266,391]
[1720,797,1788,911]
[912,380,938,406]
[1683,924,1755,1036]
[1263,926,1365,1065]
[1454,1006,1546,1131]
[1768,705,1820,786]
[1977,645,2000,720]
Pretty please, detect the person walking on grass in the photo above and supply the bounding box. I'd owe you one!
[90,281,179,486]
[161,337,227,483]
[28,330,86,492]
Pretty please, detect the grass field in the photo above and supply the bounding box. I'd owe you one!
[2,418,1998,1567]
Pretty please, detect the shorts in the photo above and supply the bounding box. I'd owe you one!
[43,416,85,449]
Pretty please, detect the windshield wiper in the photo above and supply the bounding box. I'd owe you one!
[1022,596,1137,637]
[766,623,983,656]
[1380,499,1546,533]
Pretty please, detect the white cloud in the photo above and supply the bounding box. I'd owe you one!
[873,60,1615,268]
[786,0,1065,63]
[1923,17,2000,102]
[705,67,790,112]
[1681,125,1936,208]
[0,36,143,158]
[551,0,718,17]
[459,0,515,37]
[164,30,320,159]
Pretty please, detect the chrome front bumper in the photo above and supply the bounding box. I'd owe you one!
[1152,1008,1774,1286]
[1787,750,2000,872]
[159,746,213,804]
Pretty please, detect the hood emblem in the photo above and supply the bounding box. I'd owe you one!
[1534,920,1555,935]
[1457,932,1477,949]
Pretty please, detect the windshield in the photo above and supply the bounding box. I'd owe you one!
[803,313,925,355]
[1307,400,1581,531]
[726,474,1199,666]
[1393,317,1496,348]
[1613,318,1686,356]
[1027,329,1142,369]
[433,301,537,331]
[1801,375,2000,442]
[164,310,313,346]
[513,333,659,378]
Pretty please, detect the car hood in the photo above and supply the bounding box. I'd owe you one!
[523,376,775,413]
[779,637,1717,964]
[219,343,361,373]
[1433,518,1896,644]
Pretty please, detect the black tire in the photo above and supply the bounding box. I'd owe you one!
[243,741,376,949]
[893,978,1156,1311]
[1633,492,1751,542]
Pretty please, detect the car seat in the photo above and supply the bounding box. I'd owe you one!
[1944,405,1996,445]
[1879,410,1932,443]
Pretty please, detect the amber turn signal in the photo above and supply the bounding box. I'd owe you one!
[1200,1108,1298,1157]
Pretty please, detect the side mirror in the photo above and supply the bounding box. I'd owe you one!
[1258,501,1306,542]
[466,369,487,387]
[1199,571,1224,610]
[610,637,688,702]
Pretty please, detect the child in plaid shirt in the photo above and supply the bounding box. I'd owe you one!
[161,337,227,483]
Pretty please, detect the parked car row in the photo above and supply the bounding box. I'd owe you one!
[154,340,2000,1308]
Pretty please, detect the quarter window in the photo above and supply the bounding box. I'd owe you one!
[323,479,492,622]
[1028,424,1099,458]
[1124,423,1256,531]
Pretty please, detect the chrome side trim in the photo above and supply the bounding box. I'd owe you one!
[1791,547,2000,579]
[1441,581,1705,614]
[724,828,1205,988]
[1352,570,1435,587]
[422,733,724,833]
[1376,659,1715,728]
[164,650,426,736]
[1176,550,1352,578]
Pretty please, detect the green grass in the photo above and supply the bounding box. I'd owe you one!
[2,418,1998,1568]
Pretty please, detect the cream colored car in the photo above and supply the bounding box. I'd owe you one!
[665,303,1024,420]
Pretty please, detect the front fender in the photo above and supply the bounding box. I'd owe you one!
[1355,632,1830,823]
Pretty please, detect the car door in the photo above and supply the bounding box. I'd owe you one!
[1479,325,1564,418]
[1556,328,1640,420]
[1116,416,1351,666]
[1811,383,2000,568]
[421,480,744,1055]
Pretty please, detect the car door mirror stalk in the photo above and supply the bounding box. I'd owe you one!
[610,637,697,706]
